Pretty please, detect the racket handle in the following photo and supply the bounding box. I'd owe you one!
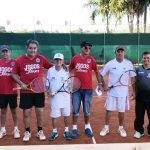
[109,86,113,89]
[51,92,56,96]
[13,87,22,91]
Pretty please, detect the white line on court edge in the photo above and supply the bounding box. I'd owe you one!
[81,102,97,144]
[92,136,97,144]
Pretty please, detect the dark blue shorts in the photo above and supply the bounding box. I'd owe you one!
[0,94,18,109]
[72,89,93,116]
[20,93,45,109]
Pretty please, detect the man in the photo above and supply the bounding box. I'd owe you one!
[99,46,135,137]
[69,41,100,138]
[11,39,53,142]
[47,53,72,141]
[0,45,20,139]
[133,51,150,139]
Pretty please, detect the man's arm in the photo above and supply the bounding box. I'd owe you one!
[131,76,137,99]
[11,73,27,90]
[94,71,108,91]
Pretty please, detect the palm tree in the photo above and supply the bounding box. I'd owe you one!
[131,0,150,33]
[143,1,150,32]
[85,0,111,33]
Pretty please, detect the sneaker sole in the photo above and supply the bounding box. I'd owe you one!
[14,135,21,139]
[23,136,31,142]
[65,137,72,140]
[100,131,109,136]
[23,138,30,142]
[118,132,127,137]
[0,133,7,139]
[36,136,46,141]
[64,135,72,140]
[49,134,58,141]
[133,134,144,139]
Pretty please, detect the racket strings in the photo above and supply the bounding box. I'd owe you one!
[31,77,49,93]
[120,70,136,86]
[64,77,81,93]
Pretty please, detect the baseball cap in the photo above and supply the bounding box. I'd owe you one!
[0,45,10,52]
[80,41,92,47]
[53,53,64,60]
[114,45,125,52]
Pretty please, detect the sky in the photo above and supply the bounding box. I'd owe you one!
[0,0,92,25]
[0,0,149,32]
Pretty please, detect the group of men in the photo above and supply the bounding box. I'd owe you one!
[0,40,149,142]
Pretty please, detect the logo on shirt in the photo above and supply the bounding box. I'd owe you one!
[36,58,40,63]
[87,59,91,63]
[138,71,144,74]
[75,63,89,72]
[10,61,15,67]
[24,64,40,74]
[0,67,12,76]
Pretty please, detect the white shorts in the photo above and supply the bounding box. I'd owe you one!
[50,107,70,118]
[105,96,129,112]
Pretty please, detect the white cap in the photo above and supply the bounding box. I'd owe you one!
[53,53,64,60]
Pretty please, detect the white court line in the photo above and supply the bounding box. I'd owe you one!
[92,136,97,144]
[81,102,97,144]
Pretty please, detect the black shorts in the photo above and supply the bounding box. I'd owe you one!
[0,94,18,109]
[20,93,45,109]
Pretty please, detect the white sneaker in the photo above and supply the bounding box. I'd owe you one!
[0,129,6,139]
[23,131,31,142]
[13,128,20,139]
[118,128,127,137]
[36,130,46,140]
[100,127,109,136]
[133,131,144,139]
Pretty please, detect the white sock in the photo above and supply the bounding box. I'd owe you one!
[14,126,18,131]
[73,125,77,130]
[104,125,109,129]
[85,124,91,129]
[64,127,69,132]
[53,128,57,133]
[119,126,124,130]
[1,127,6,131]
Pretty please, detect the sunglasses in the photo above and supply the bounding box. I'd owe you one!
[84,46,91,50]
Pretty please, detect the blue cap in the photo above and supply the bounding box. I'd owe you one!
[0,45,10,51]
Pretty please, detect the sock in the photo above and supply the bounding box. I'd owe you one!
[73,125,77,130]
[38,127,42,132]
[104,125,109,129]
[25,128,30,133]
[14,126,18,131]
[1,127,6,131]
[119,126,123,130]
[85,124,91,129]
[53,128,57,133]
[65,127,69,132]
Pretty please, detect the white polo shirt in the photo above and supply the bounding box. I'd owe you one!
[100,58,135,97]
[47,66,70,109]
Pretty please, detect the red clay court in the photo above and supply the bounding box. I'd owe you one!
[0,73,149,146]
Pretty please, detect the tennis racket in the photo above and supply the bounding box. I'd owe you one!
[109,70,136,89]
[13,76,50,93]
[51,76,81,96]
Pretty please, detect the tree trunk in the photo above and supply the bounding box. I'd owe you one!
[127,0,135,33]
[106,13,109,33]
[136,9,140,33]
[143,5,147,33]
[128,14,134,33]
